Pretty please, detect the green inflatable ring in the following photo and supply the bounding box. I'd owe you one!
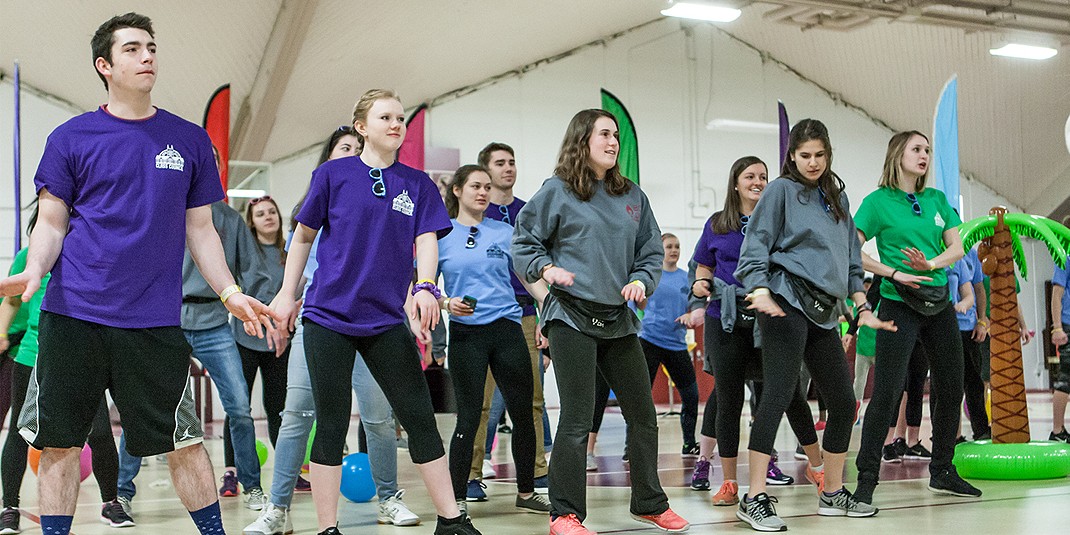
[953,440,1070,480]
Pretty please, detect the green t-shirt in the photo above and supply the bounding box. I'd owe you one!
[6,248,30,335]
[14,271,50,368]
[854,187,961,303]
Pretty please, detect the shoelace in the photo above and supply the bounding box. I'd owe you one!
[767,461,785,477]
[750,495,779,520]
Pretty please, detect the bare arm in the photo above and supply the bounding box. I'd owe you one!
[0,298,22,352]
[272,223,316,332]
[954,281,975,315]
[1053,285,1067,346]
[0,190,69,301]
[412,232,442,333]
[857,229,931,288]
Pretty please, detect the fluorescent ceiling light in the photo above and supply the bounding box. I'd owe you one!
[662,1,742,23]
[989,43,1058,60]
[706,118,778,133]
[227,189,268,198]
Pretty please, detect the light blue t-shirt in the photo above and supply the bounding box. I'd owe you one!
[438,219,522,326]
[948,258,976,331]
[637,268,689,351]
[1054,263,1070,326]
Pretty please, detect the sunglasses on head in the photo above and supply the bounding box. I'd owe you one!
[905,193,922,216]
[370,168,386,197]
[465,226,479,249]
[249,195,273,205]
[498,204,510,224]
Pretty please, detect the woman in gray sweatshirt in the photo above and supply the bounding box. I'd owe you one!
[513,109,689,535]
[734,119,893,531]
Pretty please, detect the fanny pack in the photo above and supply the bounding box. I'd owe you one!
[781,270,837,325]
[891,280,950,316]
[735,296,756,330]
[548,287,631,338]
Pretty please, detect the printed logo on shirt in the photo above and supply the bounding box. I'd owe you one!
[486,244,506,259]
[626,204,641,222]
[392,190,414,216]
[934,213,945,228]
[155,145,185,171]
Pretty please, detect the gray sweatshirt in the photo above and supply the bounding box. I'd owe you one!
[512,176,663,334]
[232,243,284,351]
[181,201,271,331]
[735,177,865,329]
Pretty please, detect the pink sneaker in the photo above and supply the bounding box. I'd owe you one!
[631,507,690,532]
[550,514,597,535]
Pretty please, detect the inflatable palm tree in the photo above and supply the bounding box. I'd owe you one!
[960,207,1070,444]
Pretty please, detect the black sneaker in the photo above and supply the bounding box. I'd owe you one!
[681,442,700,457]
[853,471,879,505]
[955,435,968,445]
[1050,428,1070,442]
[793,445,807,460]
[622,447,629,463]
[101,500,136,527]
[973,431,991,441]
[317,527,342,535]
[928,466,982,498]
[904,441,932,460]
[881,441,903,464]
[0,507,20,534]
[893,437,908,457]
[434,515,482,535]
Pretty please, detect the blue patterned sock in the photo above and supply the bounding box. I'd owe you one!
[189,501,225,534]
[41,515,73,535]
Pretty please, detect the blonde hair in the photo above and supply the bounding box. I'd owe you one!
[351,89,402,145]
[878,130,929,191]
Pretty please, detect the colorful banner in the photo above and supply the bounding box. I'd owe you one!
[12,62,21,253]
[202,84,230,195]
[932,75,960,211]
[398,104,428,170]
[778,100,789,170]
[600,89,639,185]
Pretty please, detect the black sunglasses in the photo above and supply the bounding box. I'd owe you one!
[249,195,273,205]
[740,215,749,235]
[498,204,511,225]
[465,227,479,249]
[905,193,922,216]
[369,168,386,198]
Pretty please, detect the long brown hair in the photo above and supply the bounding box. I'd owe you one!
[711,156,766,234]
[780,118,848,223]
[444,165,488,219]
[553,109,632,202]
[246,197,287,264]
[878,130,929,191]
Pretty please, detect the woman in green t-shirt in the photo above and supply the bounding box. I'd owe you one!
[852,130,979,505]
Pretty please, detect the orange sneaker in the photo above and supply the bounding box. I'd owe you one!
[632,507,690,532]
[550,514,597,535]
[806,465,826,492]
[711,480,739,506]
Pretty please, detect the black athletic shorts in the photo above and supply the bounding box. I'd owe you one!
[18,311,202,457]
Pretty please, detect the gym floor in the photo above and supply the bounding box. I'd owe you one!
[6,392,1067,534]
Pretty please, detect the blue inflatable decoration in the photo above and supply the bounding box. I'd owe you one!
[340,452,376,502]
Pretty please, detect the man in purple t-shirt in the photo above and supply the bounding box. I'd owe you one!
[466,142,550,492]
[0,13,275,535]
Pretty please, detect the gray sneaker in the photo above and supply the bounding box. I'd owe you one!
[736,493,787,532]
[515,493,551,514]
[818,487,879,517]
[244,487,268,511]
[116,496,133,516]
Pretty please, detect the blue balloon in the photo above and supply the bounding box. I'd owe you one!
[340,452,376,502]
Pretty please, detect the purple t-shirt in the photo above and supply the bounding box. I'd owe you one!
[486,197,535,316]
[34,107,223,328]
[296,158,452,336]
[691,214,746,318]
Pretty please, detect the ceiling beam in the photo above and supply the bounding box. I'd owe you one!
[231,0,318,161]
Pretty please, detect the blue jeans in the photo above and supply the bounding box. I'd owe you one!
[269,322,398,508]
[117,323,261,498]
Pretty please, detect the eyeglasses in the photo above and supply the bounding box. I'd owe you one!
[905,193,922,216]
[498,205,511,225]
[249,195,273,205]
[740,215,749,235]
[465,227,479,249]
[369,168,386,197]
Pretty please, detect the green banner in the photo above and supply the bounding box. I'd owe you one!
[600,89,639,185]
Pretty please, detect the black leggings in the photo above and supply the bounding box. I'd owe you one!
[448,319,535,497]
[2,362,118,506]
[857,300,962,477]
[591,373,612,434]
[302,320,444,465]
[223,344,290,467]
[899,342,930,428]
[640,339,698,445]
[961,331,990,437]
[703,322,818,457]
[749,295,855,455]
[547,324,667,521]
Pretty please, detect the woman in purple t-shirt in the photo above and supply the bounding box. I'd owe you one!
[272,90,480,535]
[689,157,824,505]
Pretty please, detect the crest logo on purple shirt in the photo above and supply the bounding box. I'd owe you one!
[392,190,414,216]
[155,145,185,171]
[626,204,641,222]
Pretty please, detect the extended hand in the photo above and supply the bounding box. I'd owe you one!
[226,293,281,340]
[859,311,897,332]
[889,269,933,289]
[542,266,575,287]
[747,293,785,317]
[900,247,932,271]
[0,273,40,302]
[621,283,645,303]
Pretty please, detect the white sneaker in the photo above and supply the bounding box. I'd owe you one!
[482,459,496,479]
[377,490,421,526]
[585,453,598,472]
[243,487,268,511]
[243,503,293,535]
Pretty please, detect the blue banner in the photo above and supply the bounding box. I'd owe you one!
[932,76,959,212]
